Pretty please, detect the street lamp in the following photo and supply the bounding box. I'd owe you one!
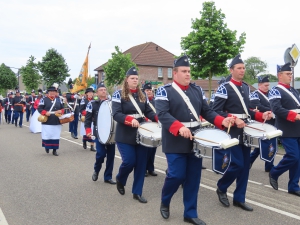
[95,73,98,85]
[6,66,20,88]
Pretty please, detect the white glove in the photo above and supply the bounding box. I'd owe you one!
[74,94,78,98]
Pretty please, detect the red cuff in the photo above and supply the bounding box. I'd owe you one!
[144,117,149,122]
[81,110,86,116]
[41,110,47,115]
[214,115,224,130]
[71,96,75,99]
[61,109,64,114]
[154,115,158,122]
[287,111,298,122]
[124,116,134,126]
[169,120,184,136]
[200,115,203,121]
[254,112,264,122]
[86,128,92,135]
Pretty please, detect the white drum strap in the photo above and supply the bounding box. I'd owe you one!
[229,82,249,116]
[148,102,156,113]
[257,90,269,102]
[48,98,56,113]
[172,82,200,122]
[128,94,145,118]
[277,85,300,106]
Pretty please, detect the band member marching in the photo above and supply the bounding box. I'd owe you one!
[112,67,157,203]
[12,90,26,128]
[29,90,37,115]
[213,54,272,211]
[85,82,116,184]
[38,86,64,156]
[249,75,275,172]
[156,55,234,225]
[143,82,158,177]
[268,62,300,196]
[80,87,96,152]
[67,87,80,139]
[4,92,13,124]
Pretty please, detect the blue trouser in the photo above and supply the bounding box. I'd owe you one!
[14,111,23,126]
[250,148,274,171]
[146,147,157,172]
[94,138,115,181]
[161,153,202,218]
[270,137,300,192]
[11,111,16,124]
[116,142,148,195]
[69,113,79,136]
[4,109,9,123]
[31,107,36,115]
[217,144,251,202]
[26,108,31,122]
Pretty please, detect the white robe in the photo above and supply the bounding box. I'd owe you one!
[29,110,42,133]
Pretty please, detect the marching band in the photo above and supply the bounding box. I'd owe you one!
[1,54,300,225]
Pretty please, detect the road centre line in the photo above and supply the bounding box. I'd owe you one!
[0,208,9,225]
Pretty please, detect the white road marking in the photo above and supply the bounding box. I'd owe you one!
[248,180,263,185]
[264,185,288,192]
[0,208,9,225]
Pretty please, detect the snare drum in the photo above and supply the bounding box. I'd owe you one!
[97,100,116,144]
[243,122,280,148]
[193,128,231,158]
[136,122,162,147]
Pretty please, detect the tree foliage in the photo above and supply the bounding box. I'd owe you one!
[0,63,18,92]
[20,55,42,93]
[38,48,70,88]
[180,1,246,96]
[103,46,137,87]
[244,56,268,80]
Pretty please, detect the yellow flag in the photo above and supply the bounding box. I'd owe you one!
[71,44,91,93]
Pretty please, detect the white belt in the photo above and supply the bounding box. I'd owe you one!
[130,114,143,119]
[229,113,248,119]
[181,121,200,128]
[291,109,300,114]
[69,103,79,105]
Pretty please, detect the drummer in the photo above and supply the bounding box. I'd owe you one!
[212,54,272,211]
[268,62,300,196]
[249,75,275,172]
[143,82,158,177]
[155,55,234,225]
[112,66,157,203]
[85,82,116,184]
[80,87,96,152]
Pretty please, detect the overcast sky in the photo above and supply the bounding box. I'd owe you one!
[1,0,299,82]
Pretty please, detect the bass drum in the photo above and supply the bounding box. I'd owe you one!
[96,100,116,144]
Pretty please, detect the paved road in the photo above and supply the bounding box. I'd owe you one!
[0,121,300,225]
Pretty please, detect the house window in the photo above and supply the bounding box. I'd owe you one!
[102,72,105,81]
[167,68,172,78]
[158,67,163,78]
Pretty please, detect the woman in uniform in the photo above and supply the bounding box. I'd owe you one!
[112,67,157,203]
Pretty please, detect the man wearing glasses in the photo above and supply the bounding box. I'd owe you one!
[268,62,300,196]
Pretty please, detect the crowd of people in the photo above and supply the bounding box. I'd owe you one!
[1,54,299,225]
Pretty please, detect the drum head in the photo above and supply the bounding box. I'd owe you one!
[194,129,230,147]
[244,122,276,138]
[138,122,161,139]
[97,101,113,144]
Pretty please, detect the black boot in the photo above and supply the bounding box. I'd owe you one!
[53,149,59,156]
[45,148,49,154]
[15,121,17,127]
[83,141,87,149]
[90,145,96,152]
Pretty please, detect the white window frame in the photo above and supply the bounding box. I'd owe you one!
[167,68,172,78]
[158,67,163,78]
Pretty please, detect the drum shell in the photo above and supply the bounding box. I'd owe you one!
[136,122,162,147]
[38,115,48,123]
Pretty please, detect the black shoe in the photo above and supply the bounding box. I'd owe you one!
[15,123,17,127]
[133,194,147,203]
[202,166,206,170]
[116,179,125,195]
[269,172,278,190]
[148,171,157,176]
[92,172,99,181]
[233,201,253,211]
[83,142,87,149]
[216,188,230,207]
[90,145,96,152]
[184,217,206,225]
[19,125,22,128]
[45,148,49,154]
[71,132,75,138]
[52,150,59,156]
[265,168,271,172]
[160,202,170,219]
[144,173,148,177]
[105,179,116,185]
[165,169,168,175]
[288,190,300,196]
[74,136,78,139]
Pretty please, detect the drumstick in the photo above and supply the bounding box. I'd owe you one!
[227,116,234,134]
[192,136,219,144]
[139,126,154,133]
[245,125,265,132]
[262,117,267,126]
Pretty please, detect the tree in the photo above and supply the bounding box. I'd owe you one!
[0,63,18,94]
[103,46,137,87]
[20,56,42,93]
[244,56,268,80]
[180,1,246,97]
[38,48,70,88]
[295,77,300,81]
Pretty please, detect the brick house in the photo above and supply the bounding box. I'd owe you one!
[94,42,175,88]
